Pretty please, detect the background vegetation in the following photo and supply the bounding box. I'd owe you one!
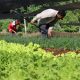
[0,0,80,32]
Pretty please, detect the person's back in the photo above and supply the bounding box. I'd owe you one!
[31,9,58,25]
[38,9,58,18]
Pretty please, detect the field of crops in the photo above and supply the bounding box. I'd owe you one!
[0,34,80,50]
[0,34,80,80]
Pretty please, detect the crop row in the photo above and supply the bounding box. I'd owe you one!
[0,40,80,80]
[0,35,80,50]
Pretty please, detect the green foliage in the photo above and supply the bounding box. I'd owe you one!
[27,5,42,13]
[60,25,79,32]
[0,35,80,50]
[0,19,13,31]
[0,40,80,80]
[0,22,3,31]
[58,10,80,32]
[26,23,38,33]
[59,10,79,23]
[15,5,42,14]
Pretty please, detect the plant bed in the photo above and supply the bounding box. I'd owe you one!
[44,48,80,56]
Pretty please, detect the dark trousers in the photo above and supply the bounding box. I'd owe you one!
[39,24,50,37]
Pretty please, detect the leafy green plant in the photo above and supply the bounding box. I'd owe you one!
[27,23,38,33]
[0,19,13,31]
[0,40,80,80]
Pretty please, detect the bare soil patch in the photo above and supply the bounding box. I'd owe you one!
[44,48,80,56]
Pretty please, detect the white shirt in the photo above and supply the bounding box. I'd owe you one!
[31,9,58,25]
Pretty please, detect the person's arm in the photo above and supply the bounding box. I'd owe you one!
[9,28,16,33]
[19,24,24,27]
[29,21,37,26]
[30,14,41,25]
[11,29,16,33]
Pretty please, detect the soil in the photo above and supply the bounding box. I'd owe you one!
[44,48,80,56]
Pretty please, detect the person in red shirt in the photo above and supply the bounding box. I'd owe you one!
[8,20,20,34]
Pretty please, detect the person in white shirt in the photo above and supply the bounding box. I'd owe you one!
[30,9,66,38]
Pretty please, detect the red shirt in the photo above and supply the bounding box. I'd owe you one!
[8,22,17,33]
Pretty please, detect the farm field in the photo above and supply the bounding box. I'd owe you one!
[0,0,80,79]
[0,39,80,80]
[0,32,80,50]
[0,33,80,80]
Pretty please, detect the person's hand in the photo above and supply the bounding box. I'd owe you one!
[12,30,16,34]
[30,20,34,24]
[48,27,53,37]
[24,17,31,22]
[29,21,37,26]
[13,31,16,34]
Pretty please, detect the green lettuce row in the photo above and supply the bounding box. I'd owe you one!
[0,40,80,80]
